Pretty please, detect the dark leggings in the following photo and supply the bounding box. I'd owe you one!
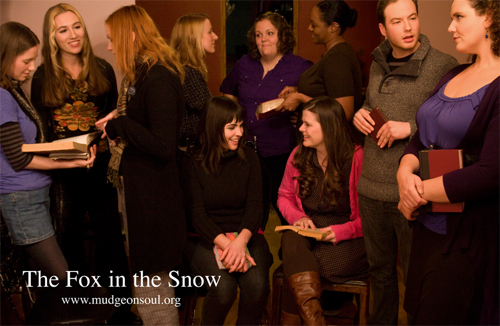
[281,231,319,314]
[185,234,273,325]
[24,235,68,282]
[281,231,351,314]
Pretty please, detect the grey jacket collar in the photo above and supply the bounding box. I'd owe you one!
[372,34,431,78]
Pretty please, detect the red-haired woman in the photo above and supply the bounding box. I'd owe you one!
[97,5,186,324]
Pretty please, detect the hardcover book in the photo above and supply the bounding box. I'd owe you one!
[419,149,464,213]
[22,132,100,160]
[213,232,252,270]
[368,107,388,142]
[275,225,331,241]
[256,98,284,120]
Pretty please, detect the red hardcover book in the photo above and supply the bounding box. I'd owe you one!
[419,149,464,212]
[368,107,388,142]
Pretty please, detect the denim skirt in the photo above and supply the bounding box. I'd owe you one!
[0,185,55,245]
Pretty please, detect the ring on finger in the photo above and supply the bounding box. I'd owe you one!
[386,135,390,139]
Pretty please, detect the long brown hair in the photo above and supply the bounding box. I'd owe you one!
[195,96,247,174]
[106,5,184,84]
[41,3,110,107]
[0,22,39,91]
[293,96,358,205]
[170,14,209,80]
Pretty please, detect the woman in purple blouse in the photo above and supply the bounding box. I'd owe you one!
[397,0,499,324]
[221,12,312,228]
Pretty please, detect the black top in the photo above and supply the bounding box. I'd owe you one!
[297,42,363,112]
[106,63,186,275]
[180,66,212,146]
[182,146,263,245]
[31,58,118,142]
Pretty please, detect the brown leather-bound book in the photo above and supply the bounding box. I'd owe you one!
[256,98,284,120]
[419,149,464,212]
[368,107,388,142]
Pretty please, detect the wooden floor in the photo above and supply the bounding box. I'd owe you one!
[1,207,407,325]
[192,208,408,325]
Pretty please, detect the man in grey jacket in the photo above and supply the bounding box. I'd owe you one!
[353,0,458,324]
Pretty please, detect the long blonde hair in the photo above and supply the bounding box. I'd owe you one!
[106,5,184,84]
[170,14,209,81]
[41,3,110,107]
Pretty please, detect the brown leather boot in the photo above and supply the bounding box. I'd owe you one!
[281,310,301,326]
[287,271,325,326]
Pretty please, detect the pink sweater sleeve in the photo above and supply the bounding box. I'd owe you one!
[330,146,364,243]
[277,148,308,225]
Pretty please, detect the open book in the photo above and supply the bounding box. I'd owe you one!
[275,225,331,241]
[213,232,253,270]
[256,98,285,120]
[22,132,100,160]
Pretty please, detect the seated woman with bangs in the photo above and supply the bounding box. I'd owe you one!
[182,96,273,325]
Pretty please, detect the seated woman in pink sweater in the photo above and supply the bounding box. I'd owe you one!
[277,96,368,325]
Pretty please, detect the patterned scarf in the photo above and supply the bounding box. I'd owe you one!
[10,82,47,143]
[107,56,149,187]
[107,75,130,187]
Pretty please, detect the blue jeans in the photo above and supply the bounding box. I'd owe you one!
[184,233,273,325]
[0,186,54,245]
[358,194,412,325]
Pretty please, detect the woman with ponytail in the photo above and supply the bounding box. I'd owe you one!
[277,0,363,121]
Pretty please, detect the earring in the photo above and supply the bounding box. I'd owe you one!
[486,28,489,39]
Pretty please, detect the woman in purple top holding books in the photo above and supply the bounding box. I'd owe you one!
[0,22,95,281]
[181,97,272,325]
[397,0,499,324]
[221,12,313,228]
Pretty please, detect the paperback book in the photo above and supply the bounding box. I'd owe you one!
[275,225,331,241]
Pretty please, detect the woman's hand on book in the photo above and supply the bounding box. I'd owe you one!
[319,227,337,244]
[278,86,297,97]
[293,217,316,230]
[220,239,256,273]
[65,145,97,169]
[397,169,428,220]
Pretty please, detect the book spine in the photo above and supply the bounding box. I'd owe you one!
[418,150,430,180]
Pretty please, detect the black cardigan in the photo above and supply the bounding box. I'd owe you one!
[404,64,499,325]
[106,64,186,275]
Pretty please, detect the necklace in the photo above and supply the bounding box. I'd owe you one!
[260,54,283,73]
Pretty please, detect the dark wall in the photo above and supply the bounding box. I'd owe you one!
[138,0,382,93]
[137,0,223,95]
[297,0,382,88]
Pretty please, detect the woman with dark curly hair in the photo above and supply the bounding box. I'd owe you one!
[397,0,499,324]
[221,12,312,228]
[277,0,362,121]
[277,97,368,325]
